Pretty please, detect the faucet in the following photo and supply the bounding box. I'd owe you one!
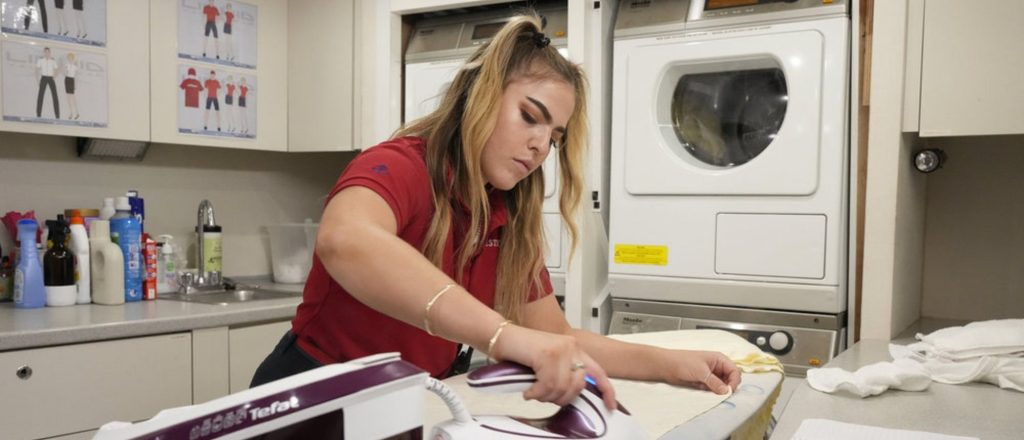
[187,199,222,292]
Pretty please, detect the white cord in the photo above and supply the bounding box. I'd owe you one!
[425,377,473,424]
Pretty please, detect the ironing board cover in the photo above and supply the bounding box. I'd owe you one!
[424,329,782,438]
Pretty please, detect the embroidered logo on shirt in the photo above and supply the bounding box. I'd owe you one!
[371,164,389,175]
[485,239,500,248]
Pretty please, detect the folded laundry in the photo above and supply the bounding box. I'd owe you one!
[807,320,1024,398]
[914,319,1024,360]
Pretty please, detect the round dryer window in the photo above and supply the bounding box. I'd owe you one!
[670,68,788,168]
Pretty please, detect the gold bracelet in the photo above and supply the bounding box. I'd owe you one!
[423,283,455,336]
[487,320,512,359]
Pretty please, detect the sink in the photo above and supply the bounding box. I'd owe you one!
[159,288,303,305]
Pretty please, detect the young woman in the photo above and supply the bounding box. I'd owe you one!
[251,12,740,410]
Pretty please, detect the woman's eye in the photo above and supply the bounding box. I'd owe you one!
[521,110,536,124]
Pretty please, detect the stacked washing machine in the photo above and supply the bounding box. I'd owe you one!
[606,0,852,377]
[403,5,571,296]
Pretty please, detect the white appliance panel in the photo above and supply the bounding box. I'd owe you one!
[715,213,827,279]
[622,29,826,196]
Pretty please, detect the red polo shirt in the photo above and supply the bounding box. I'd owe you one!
[292,136,553,377]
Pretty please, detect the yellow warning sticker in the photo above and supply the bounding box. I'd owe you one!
[614,244,668,266]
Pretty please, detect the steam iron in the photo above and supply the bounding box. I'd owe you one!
[429,362,650,439]
[91,353,427,440]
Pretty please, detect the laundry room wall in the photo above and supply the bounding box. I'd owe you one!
[0,132,352,276]
[920,135,1024,321]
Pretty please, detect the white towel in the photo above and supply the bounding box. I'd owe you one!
[891,343,1024,392]
[807,319,1024,397]
[914,319,1024,360]
[805,358,931,397]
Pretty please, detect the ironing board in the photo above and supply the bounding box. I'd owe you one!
[423,369,782,439]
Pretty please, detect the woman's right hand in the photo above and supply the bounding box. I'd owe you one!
[492,324,618,410]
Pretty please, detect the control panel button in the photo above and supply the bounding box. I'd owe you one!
[769,331,791,351]
[755,336,767,346]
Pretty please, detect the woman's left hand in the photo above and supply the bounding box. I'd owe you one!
[660,350,742,395]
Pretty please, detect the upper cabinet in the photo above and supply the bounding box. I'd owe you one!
[908,0,1024,137]
[0,0,150,141]
[150,0,288,151]
[287,0,355,152]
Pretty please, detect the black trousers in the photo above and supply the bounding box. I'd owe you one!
[37,76,58,119]
[25,0,47,32]
[249,331,322,388]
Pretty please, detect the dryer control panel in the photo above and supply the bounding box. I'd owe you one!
[608,299,846,377]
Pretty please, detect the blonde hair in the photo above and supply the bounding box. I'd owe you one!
[395,12,587,323]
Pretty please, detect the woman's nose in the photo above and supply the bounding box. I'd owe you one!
[529,127,553,156]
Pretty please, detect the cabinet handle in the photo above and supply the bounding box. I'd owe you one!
[16,365,32,380]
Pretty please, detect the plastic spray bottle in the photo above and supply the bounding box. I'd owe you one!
[13,220,46,309]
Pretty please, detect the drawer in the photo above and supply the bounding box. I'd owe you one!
[0,333,192,439]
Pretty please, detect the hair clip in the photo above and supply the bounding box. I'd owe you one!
[532,32,550,49]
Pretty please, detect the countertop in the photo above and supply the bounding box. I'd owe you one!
[0,278,303,352]
[771,319,1024,439]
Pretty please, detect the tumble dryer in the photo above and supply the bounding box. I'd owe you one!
[404,6,571,294]
[607,0,851,375]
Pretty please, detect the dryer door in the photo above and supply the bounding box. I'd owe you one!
[621,28,824,196]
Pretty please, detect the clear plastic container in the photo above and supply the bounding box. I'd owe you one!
[267,220,318,284]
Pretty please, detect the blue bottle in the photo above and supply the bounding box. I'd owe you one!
[14,220,46,308]
[110,200,143,302]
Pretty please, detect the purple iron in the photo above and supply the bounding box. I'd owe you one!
[428,362,650,439]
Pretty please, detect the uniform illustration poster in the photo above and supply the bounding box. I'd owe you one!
[177,0,257,69]
[178,64,255,138]
[0,0,108,47]
[2,40,108,127]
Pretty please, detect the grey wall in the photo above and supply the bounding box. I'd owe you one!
[922,135,1024,321]
[0,132,355,277]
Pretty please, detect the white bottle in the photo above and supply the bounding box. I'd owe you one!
[89,220,125,305]
[68,216,91,304]
[99,197,116,220]
[156,234,179,294]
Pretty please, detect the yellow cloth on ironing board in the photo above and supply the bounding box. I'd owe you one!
[607,329,783,439]
[423,329,782,439]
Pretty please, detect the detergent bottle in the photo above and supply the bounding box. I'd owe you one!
[69,215,91,303]
[89,220,125,305]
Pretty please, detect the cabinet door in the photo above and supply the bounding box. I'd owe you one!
[149,0,288,151]
[287,0,355,152]
[0,0,149,141]
[228,320,291,393]
[0,333,192,440]
[919,0,1024,137]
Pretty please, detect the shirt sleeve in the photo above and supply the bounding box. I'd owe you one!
[527,266,554,302]
[329,141,432,232]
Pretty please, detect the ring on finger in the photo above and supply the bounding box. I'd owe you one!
[570,360,585,372]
